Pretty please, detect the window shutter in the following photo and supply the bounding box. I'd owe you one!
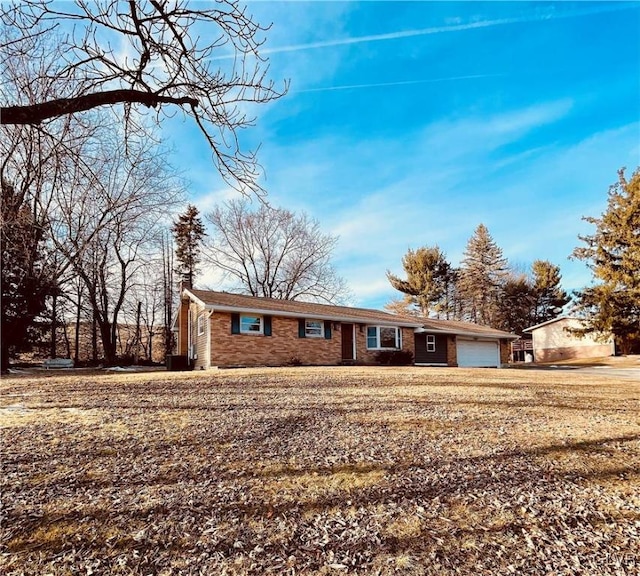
[324,320,332,339]
[231,313,240,334]
[264,315,272,336]
[298,319,306,338]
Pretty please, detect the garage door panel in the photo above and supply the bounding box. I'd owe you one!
[457,339,499,367]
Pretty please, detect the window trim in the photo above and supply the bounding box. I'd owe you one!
[426,334,436,352]
[366,325,401,350]
[305,319,324,338]
[197,314,205,336]
[239,314,263,335]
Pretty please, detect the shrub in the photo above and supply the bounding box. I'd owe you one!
[374,349,414,366]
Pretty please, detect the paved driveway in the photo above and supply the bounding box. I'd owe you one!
[537,365,640,381]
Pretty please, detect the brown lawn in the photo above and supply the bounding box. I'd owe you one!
[1,366,639,575]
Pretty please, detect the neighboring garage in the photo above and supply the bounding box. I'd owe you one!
[456,338,501,368]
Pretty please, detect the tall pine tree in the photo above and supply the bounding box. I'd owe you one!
[572,168,640,353]
[172,204,206,288]
[531,259,570,324]
[457,224,508,327]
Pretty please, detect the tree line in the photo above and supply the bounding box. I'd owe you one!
[385,168,640,353]
[0,0,285,370]
[385,224,570,335]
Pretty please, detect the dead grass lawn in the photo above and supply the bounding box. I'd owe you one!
[1,366,639,575]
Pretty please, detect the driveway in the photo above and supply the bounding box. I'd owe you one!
[536,365,640,381]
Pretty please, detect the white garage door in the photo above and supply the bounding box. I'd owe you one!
[457,339,500,367]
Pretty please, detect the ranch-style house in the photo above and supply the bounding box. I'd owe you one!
[174,287,517,369]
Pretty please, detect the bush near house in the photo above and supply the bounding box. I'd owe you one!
[374,349,414,365]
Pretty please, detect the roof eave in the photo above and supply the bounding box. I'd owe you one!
[416,327,518,339]
[197,302,422,327]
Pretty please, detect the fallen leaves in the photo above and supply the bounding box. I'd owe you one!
[1,366,639,574]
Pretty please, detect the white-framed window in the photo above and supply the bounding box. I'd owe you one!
[197,314,205,336]
[366,326,401,349]
[427,334,436,352]
[240,315,263,334]
[305,319,324,338]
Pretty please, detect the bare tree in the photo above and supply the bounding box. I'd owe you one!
[1,0,287,193]
[52,134,182,365]
[205,200,349,304]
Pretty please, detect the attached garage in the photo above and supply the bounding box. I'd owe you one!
[456,339,500,368]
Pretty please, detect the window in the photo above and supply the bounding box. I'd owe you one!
[427,335,436,352]
[366,326,401,349]
[197,314,205,336]
[305,319,324,338]
[240,315,263,334]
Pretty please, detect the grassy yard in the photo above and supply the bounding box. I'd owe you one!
[1,367,639,575]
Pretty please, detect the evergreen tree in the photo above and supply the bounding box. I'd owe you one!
[531,259,570,324]
[457,224,508,327]
[572,168,640,353]
[386,246,452,316]
[172,204,206,287]
[494,273,536,335]
[1,179,55,370]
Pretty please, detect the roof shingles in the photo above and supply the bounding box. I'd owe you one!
[185,289,516,338]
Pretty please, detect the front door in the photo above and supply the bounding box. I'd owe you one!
[341,323,355,361]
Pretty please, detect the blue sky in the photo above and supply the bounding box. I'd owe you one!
[166,1,640,309]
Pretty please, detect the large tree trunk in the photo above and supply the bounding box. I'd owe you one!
[98,320,117,366]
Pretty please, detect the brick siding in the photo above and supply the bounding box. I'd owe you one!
[447,336,458,367]
[203,313,416,367]
[499,340,511,366]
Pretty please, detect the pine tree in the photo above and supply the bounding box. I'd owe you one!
[386,246,452,317]
[457,224,508,327]
[495,273,536,335]
[172,205,206,288]
[572,168,640,353]
[1,179,55,370]
[531,259,570,324]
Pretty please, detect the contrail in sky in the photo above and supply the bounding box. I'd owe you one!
[293,74,504,94]
[206,3,635,60]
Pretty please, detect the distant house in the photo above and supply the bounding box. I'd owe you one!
[522,317,615,362]
[174,287,517,369]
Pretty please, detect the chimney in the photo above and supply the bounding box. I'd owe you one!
[179,274,192,294]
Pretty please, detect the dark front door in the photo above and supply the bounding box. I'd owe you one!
[341,323,354,361]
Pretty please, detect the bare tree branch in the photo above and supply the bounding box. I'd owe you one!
[1,0,287,193]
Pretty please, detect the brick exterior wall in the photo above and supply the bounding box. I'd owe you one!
[447,336,458,367]
[199,314,417,367]
[499,339,511,366]
[177,298,189,356]
[210,313,342,367]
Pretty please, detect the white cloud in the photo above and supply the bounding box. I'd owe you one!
[256,98,638,306]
